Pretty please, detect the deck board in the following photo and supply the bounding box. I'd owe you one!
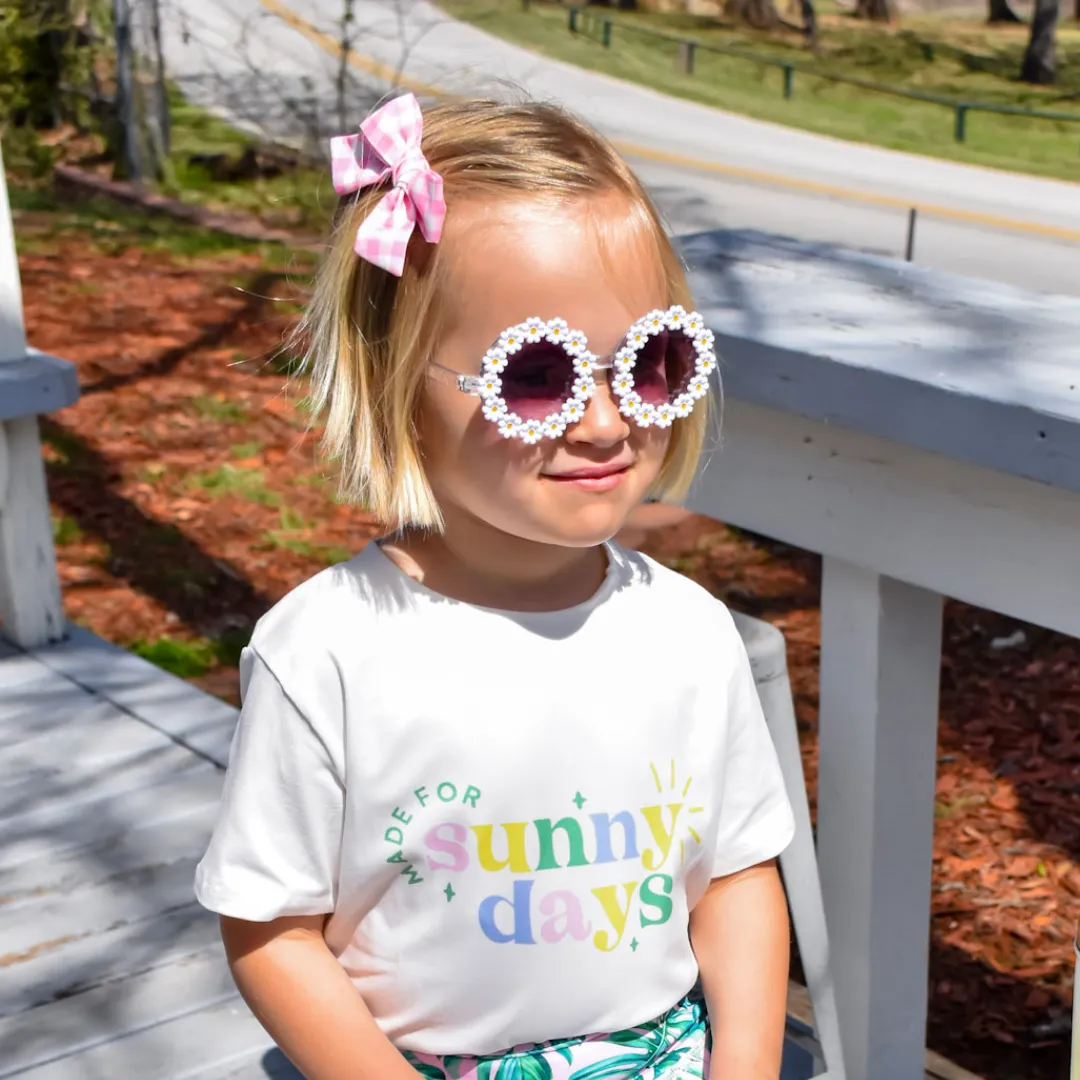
[0,628,980,1080]
[0,952,237,1078]
[2,801,219,904]
[9,994,273,1080]
[2,764,223,870]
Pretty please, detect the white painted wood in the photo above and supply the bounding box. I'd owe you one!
[1,762,222,870]
[190,1050,304,1080]
[0,351,81,420]
[14,993,275,1080]
[0,143,28,365]
[785,984,973,1080]
[0,423,7,509]
[0,701,172,789]
[34,627,240,767]
[733,611,845,1080]
[1,802,218,905]
[686,400,1080,639]
[815,560,943,1080]
[0,951,237,1078]
[0,648,67,706]
[0,416,65,648]
[681,230,1080,494]
[0,900,223,1018]
[0,856,202,957]
[0,736,203,821]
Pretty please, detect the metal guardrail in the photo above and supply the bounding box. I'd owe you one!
[555,2,1080,144]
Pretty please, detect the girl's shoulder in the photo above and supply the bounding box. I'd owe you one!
[609,541,740,633]
[245,543,397,672]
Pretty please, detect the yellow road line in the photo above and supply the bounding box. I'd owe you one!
[257,0,1080,245]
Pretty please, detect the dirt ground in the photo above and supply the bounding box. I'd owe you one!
[14,212,1079,1080]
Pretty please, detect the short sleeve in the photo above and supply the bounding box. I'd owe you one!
[195,647,345,921]
[710,620,796,879]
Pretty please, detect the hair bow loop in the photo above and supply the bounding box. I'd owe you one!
[329,94,446,277]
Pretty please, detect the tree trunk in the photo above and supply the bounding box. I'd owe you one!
[724,0,781,30]
[798,0,818,46]
[854,0,892,20]
[148,0,170,156]
[1020,0,1059,84]
[987,0,1022,22]
[112,0,143,182]
[336,0,356,133]
[19,0,72,128]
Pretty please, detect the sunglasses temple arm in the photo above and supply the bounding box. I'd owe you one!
[429,360,483,396]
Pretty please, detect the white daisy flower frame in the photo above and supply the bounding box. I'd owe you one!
[429,307,716,442]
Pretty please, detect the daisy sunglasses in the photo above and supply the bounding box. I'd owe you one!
[430,305,717,444]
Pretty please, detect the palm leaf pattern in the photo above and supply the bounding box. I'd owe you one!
[402,995,708,1080]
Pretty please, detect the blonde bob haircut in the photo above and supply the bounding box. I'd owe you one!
[298,96,710,530]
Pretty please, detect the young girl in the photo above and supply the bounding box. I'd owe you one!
[195,93,795,1080]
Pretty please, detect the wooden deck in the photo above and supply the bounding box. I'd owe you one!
[0,628,297,1079]
[0,629,979,1080]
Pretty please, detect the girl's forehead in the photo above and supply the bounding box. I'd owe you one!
[439,196,667,351]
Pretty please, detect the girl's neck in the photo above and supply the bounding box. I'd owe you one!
[379,517,609,613]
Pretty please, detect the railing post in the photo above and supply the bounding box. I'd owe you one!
[568,6,578,32]
[954,104,967,142]
[0,142,69,649]
[677,40,695,75]
[602,18,611,47]
[783,64,794,99]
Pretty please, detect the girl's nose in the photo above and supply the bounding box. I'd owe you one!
[564,371,631,448]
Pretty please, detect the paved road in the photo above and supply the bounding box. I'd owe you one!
[162,0,1080,295]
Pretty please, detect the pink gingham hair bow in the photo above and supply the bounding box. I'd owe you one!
[330,94,446,277]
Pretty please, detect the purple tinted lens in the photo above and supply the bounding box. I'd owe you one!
[633,330,696,406]
[501,342,576,420]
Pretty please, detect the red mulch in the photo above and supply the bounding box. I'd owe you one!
[16,216,1078,1080]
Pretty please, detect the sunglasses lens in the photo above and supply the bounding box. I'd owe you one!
[500,342,577,420]
[632,330,696,406]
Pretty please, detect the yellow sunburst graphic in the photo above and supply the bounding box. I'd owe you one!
[649,759,705,865]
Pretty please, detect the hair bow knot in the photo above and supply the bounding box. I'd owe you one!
[329,94,446,277]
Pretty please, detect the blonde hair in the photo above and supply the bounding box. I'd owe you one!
[298,96,709,530]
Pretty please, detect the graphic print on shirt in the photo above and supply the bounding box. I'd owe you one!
[381,761,704,953]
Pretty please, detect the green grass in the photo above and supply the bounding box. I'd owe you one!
[8,92,328,262]
[40,425,94,472]
[191,394,249,423]
[165,92,334,235]
[51,514,85,545]
[187,464,280,505]
[934,793,989,818]
[262,506,351,564]
[9,185,290,260]
[230,440,263,459]
[129,631,250,678]
[7,87,330,262]
[438,0,1080,183]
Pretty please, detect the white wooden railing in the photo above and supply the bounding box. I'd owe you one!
[682,228,1080,1080]
[0,144,79,649]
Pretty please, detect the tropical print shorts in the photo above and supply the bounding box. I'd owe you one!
[403,993,710,1080]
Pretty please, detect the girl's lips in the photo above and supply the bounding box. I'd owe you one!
[543,464,631,492]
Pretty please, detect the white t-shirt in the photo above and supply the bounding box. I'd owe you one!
[195,541,795,1056]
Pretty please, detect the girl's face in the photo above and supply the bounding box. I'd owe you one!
[418,195,673,550]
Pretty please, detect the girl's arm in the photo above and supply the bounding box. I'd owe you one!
[689,858,790,1080]
[221,915,423,1080]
